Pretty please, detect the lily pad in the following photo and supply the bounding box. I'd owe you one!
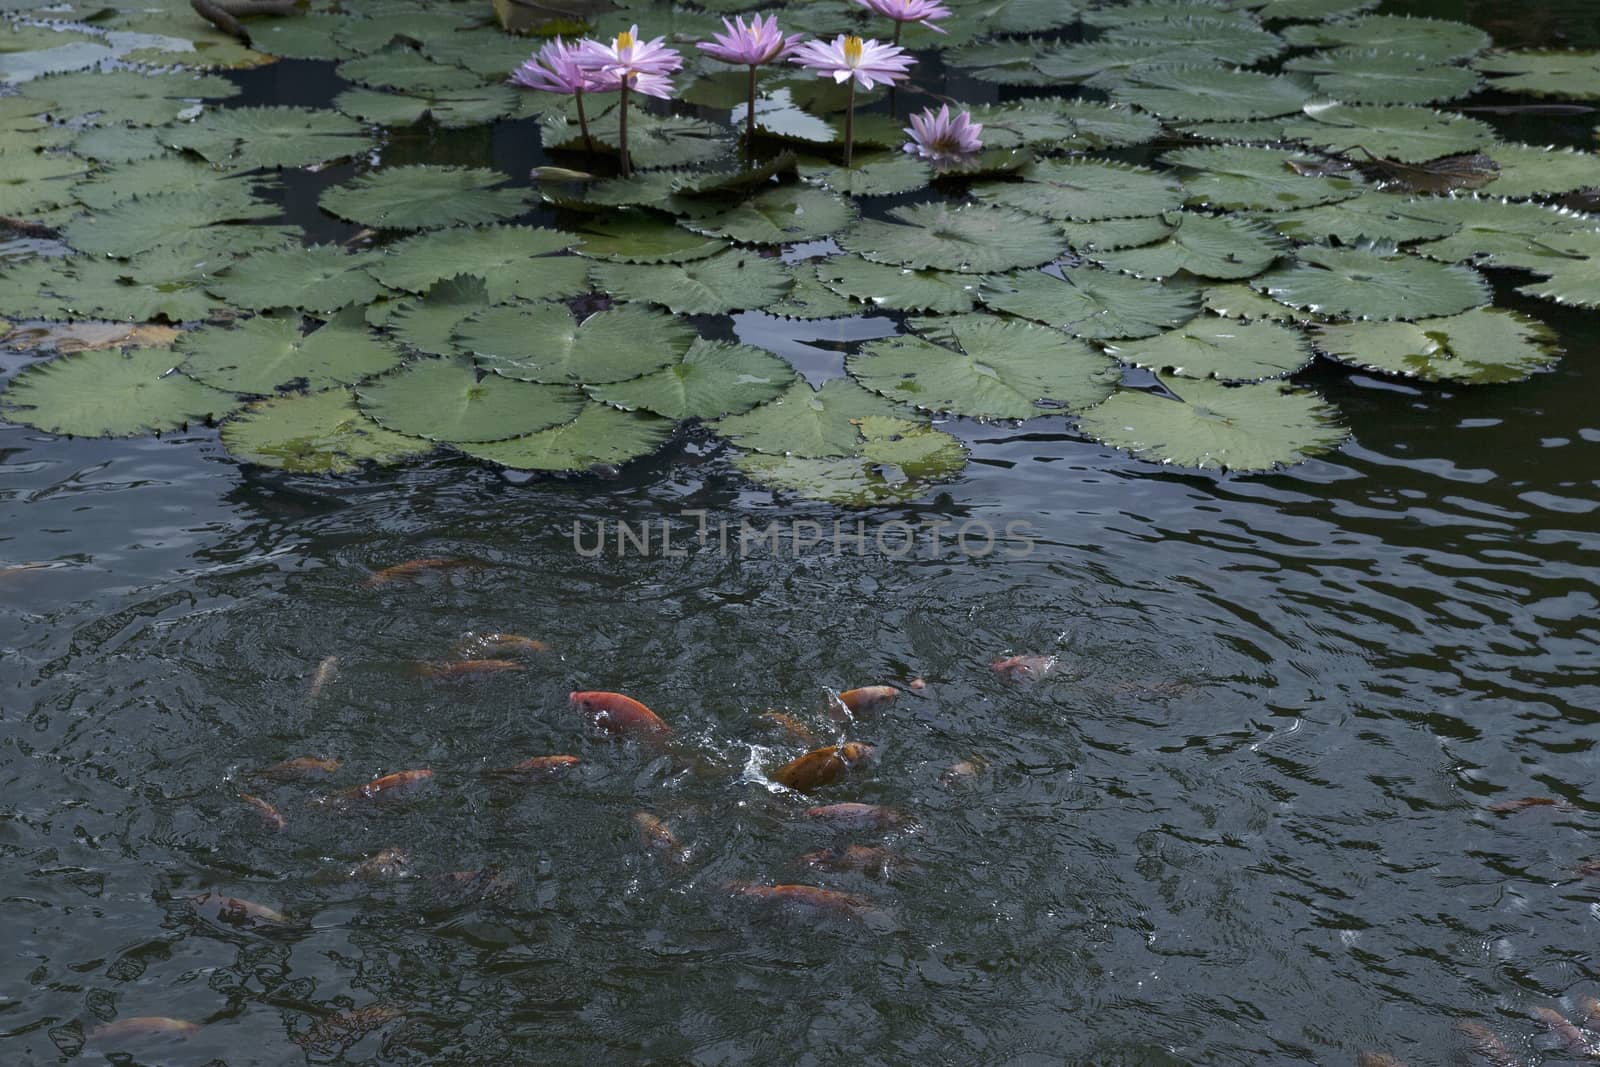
[589,251,792,315]
[66,245,236,323]
[1110,316,1314,381]
[177,306,407,393]
[684,185,855,245]
[1089,212,1285,279]
[208,246,386,313]
[734,417,967,505]
[1312,307,1560,383]
[712,377,908,458]
[586,338,796,419]
[1112,67,1311,121]
[367,225,586,301]
[1266,191,1462,244]
[0,148,85,216]
[1,347,239,436]
[1474,50,1600,99]
[221,388,433,472]
[762,270,864,319]
[1405,197,1600,263]
[979,266,1200,339]
[1481,144,1600,200]
[544,109,731,169]
[1252,242,1490,320]
[357,357,586,442]
[1283,48,1481,105]
[1060,215,1179,253]
[334,85,533,129]
[319,165,531,230]
[849,315,1119,419]
[974,159,1183,222]
[1282,103,1495,164]
[70,155,246,210]
[1281,14,1490,61]
[1504,230,1600,308]
[799,153,932,197]
[336,45,483,94]
[20,69,239,126]
[165,106,373,169]
[1076,377,1349,472]
[839,202,1064,274]
[457,303,695,384]
[1105,16,1285,67]
[574,212,727,263]
[386,274,492,355]
[1163,145,1365,212]
[817,256,978,314]
[456,403,675,471]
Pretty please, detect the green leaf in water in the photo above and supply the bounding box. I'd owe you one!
[798,153,933,197]
[1163,145,1366,212]
[166,105,374,170]
[589,251,792,315]
[979,265,1200,340]
[20,69,239,126]
[1474,50,1600,99]
[1266,191,1462,244]
[1282,102,1495,164]
[368,226,586,302]
[356,356,587,442]
[1283,48,1481,105]
[1109,315,1313,381]
[974,158,1184,221]
[0,347,240,436]
[177,306,407,393]
[1312,307,1561,383]
[386,274,492,355]
[207,245,387,314]
[1281,14,1490,62]
[221,388,434,472]
[683,184,856,245]
[456,402,675,471]
[586,338,796,419]
[817,256,978,314]
[839,201,1064,274]
[458,302,695,384]
[1112,67,1311,122]
[574,212,728,263]
[1088,212,1285,279]
[712,377,909,458]
[1252,242,1490,320]
[319,165,531,231]
[734,416,967,506]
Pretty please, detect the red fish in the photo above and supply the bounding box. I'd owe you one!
[799,844,905,877]
[1356,1054,1407,1067]
[1532,1007,1595,1055]
[256,755,342,780]
[415,658,525,678]
[491,754,580,778]
[757,711,815,744]
[240,792,286,832]
[803,802,907,829]
[364,557,474,587]
[829,686,897,720]
[1456,1021,1518,1067]
[571,691,671,741]
[87,1017,200,1043]
[452,632,550,658]
[727,882,875,918]
[772,742,875,792]
[343,769,434,802]
[1487,796,1569,814]
[991,654,1059,680]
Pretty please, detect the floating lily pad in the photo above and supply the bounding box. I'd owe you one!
[319,165,531,230]
[1076,377,1349,472]
[249,14,361,61]
[799,153,932,197]
[589,251,792,315]
[457,303,695,384]
[1113,67,1311,121]
[1202,283,1307,322]
[1405,197,1600,263]
[337,45,483,94]
[21,69,239,126]
[734,417,967,506]
[1089,212,1284,279]
[1504,230,1600,308]
[839,202,1063,274]
[1061,215,1179,253]
[1474,50,1600,98]
[386,274,492,355]
[62,188,278,256]
[849,315,1119,419]
[367,226,585,301]
[334,85,532,129]
[587,338,796,419]
[357,357,586,442]
[70,155,246,210]
[1164,145,1365,212]
[685,185,855,245]
[1312,307,1560,383]
[762,270,864,319]
[456,403,675,471]
[1252,242,1490,320]
[177,306,407,393]
[1,347,239,436]
[1110,316,1314,381]
[544,109,731,169]
[974,159,1183,222]
[978,99,1162,151]
[66,245,235,322]
[221,388,433,472]
[1481,144,1600,200]
[1284,48,1481,104]
[166,106,373,169]
[949,38,1056,86]
[574,212,727,263]
[1283,103,1494,163]
[979,266,1200,340]
[712,377,908,458]
[1281,14,1489,61]
[816,256,978,314]
[72,125,169,163]
[0,147,84,216]
[1105,15,1284,66]
[1267,191,1462,244]
[208,245,386,313]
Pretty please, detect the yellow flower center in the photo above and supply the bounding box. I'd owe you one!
[617,30,634,51]
[843,36,863,66]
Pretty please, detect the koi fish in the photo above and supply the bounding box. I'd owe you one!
[991,654,1059,681]
[256,755,342,781]
[364,557,474,587]
[87,1017,201,1043]
[1356,1054,1407,1067]
[633,812,689,864]
[1487,796,1569,814]
[415,659,525,678]
[343,769,434,802]
[829,686,897,720]
[308,655,339,701]
[240,792,286,832]
[1581,995,1600,1026]
[349,848,413,881]
[727,882,875,918]
[758,711,815,744]
[452,632,551,658]
[1456,1021,1519,1067]
[939,758,984,788]
[772,742,875,792]
[570,691,671,741]
[186,892,289,926]
[803,802,907,829]
[491,754,581,778]
[1532,1007,1595,1055]
[799,844,905,877]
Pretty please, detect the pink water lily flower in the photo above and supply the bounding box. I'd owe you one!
[697,13,803,66]
[576,26,684,177]
[509,37,602,153]
[903,104,983,162]
[791,35,915,169]
[858,0,953,38]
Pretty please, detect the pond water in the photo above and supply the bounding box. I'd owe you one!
[4,0,1600,1064]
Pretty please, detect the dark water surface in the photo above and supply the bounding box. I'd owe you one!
[4,2,1600,1065]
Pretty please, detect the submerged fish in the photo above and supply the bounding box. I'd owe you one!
[343,769,434,802]
[1456,1021,1519,1067]
[308,655,340,701]
[727,882,880,921]
[757,711,815,744]
[1582,995,1600,1026]
[991,654,1059,681]
[799,844,905,877]
[256,755,342,781]
[571,691,672,741]
[364,557,474,588]
[829,686,897,720]
[1486,796,1570,814]
[239,792,286,832]
[87,1017,201,1043]
[491,754,581,778]
[633,811,690,864]
[939,757,985,788]
[186,891,289,927]
[803,802,907,829]
[1356,1054,1407,1067]
[452,632,551,658]
[1531,1007,1595,1055]
[348,848,413,882]
[295,1006,403,1055]
[772,742,876,793]
[907,677,928,692]
[415,658,525,678]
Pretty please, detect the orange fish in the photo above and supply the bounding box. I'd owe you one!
[1486,796,1569,814]
[907,677,927,692]
[452,632,551,658]
[240,792,286,832]
[1532,1007,1595,1055]
[991,654,1059,680]
[939,757,984,788]
[415,658,525,678]
[571,691,671,741]
[758,711,815,744]
[772,742,875,792]
[256,755,342,780]
[87,1017,201,1043]
[829,686,897,720]
[727,882,879,920]
[633,812,689,863]
[799,844,904,877]
[364,557,474,587]
[492,754,580,778]
[1582,995,1600,1026]
[1456,1021,1518,1067]
[186,892,289,926]
[803,802,906,829]
[344,769,434,802]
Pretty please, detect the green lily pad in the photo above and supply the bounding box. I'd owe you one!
[762,270,864,319]
[849,315,1119,419]
[1481,144,1600,200]
[1252,242,1490,320]
[367,225,585,301]
[1405,197,1600,263]
[1,347,239,436]
[457,303,695,384]
[62,187,278,256]
[319,165,531,230]
[334,85,533,129]
[1088,212,1285,279]
[72,125,170,163]
[1282,103,1495,164]
[712,377,908,458]
[1061,215,1179,253]
[221,388,433,472]
[66,245,235,323]
[1110,316,1313,381]
[1281,14,1490,61]
[208,245,386,313]
[177,306,407,393]
[1474,50,1600,99]
[839,202,1064,274]
[590,251,792,314]
[734,417,967,506]
[1266,191,1462,244]
[1077,377,1349,472]
[357,357,586,442]
[20,69,239,126]
[949,38,1057,86]
[1201,283,1308,322]
[336,45,483,94]
[249,14,361,61]
[0,147,85,216]
[386,274,492,355]
[1104,16,1285,67]
[1283,48,1481,105]
[978,266,1200,340]
[165,106,373,169]
[586,338,796,419]
[544,109,731,169]
[1504,230,1600,308]
[816,256,978,314]
[456,403,675,471]
[684,185,855,245]
[70,155,247,210]
[1112,67,1311,121]
[1312,307,1560,383]
[799,153,933,197]
[975,99,1162,151]
[574,212,728,263]
[974,159,1183,222]
[1163,145,1365,212]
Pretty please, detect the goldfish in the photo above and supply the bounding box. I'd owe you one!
[295,1006,403,1055]
[186,892,289,927]
[87,1017,200,1043]
[452,632,551,658]
[758,711,815,744]
[1582,995,1600,1026]
[939,757,985,788]
[240,792,286,832]
[415,658,525,678]
[1456,1021,1518,1067]
[828,686,897,720]
[1486,796,1569,814]
[803,802,907,829]
[343,769,434,802]
[491,754,581,777]
[727,882,874,917]
[308,655,339,701]
[1532,1007,1595,1055]
[799,844,905,877]
[349,848,413,881]
[364,557,474,587]
[571,691,671,741]
[772,742,876,792]
[256,755,342,780]
[634,812,689,863]
[1356,1055,1407,1067]
[991,654,1059,680]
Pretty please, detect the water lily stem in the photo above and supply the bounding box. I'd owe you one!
[889,22,902,117]
[845,80,855,169]
[618,81,631,178]
[745,65,758,165]
[575,90,594,155]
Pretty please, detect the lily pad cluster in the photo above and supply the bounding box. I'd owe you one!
[0,0,1597,496]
